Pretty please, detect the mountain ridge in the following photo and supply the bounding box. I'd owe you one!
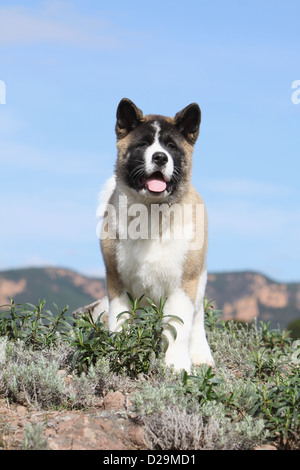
[0,266,299,330]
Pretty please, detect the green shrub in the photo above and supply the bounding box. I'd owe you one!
[71,294,183,377]
[22,423,49,450]
[287,318,300,340]
[0,299,72,348]
[0,346,66,408]
[0,295,299,449]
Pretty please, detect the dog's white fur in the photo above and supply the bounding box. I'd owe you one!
[144,122,174,180]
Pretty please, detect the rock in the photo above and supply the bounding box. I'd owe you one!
[72,296,109,322]
[126,422,148,449]
[0,399,147,450]
[44,410,147,450]
[16,405,27,415]
[103,391,125,411]
[46,414,127,450]
[254,444,278,450]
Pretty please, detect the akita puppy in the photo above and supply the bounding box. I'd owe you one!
[99,98,214,371]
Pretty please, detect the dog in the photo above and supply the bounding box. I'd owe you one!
[98,98,214,371]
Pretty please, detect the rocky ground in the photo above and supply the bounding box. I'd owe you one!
[0,393,278,451]
[0,391,148,450]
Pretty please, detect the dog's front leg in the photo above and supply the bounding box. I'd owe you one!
[190,303,215,367]
[190,270,215,367]
[104,268,130,332]
[163,289,194,372]
[108,292,131,332]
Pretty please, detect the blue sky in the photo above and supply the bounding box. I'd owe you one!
[0,0,299,282]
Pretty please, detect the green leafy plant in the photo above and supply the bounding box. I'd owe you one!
[0,299,72,348]
[287,318,300,340]
[71,293,183,377]
[180,365,224,404]
[250,366,300,447]
[71,310,111,372]
[0,295,299,449]
[203,298,223,331]
[258,320,291,350]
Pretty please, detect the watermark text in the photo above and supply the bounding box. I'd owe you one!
[0,80,6,104]
[291,80,300,104]
[96,196,205,251]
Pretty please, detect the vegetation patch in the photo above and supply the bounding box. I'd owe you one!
[0,296,299,450]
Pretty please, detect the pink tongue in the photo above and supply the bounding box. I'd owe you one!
[146,177,167,193]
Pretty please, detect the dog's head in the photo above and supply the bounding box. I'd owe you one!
[114,98,201,202]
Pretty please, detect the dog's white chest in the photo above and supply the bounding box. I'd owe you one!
[116,236,189,302]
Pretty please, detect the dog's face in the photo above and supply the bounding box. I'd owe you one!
[115,98,201,202]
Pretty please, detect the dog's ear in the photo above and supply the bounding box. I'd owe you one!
[174,103,201,145]
[116,98,143,139]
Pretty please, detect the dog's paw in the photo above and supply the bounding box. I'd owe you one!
[164,349,192,372]
[191,351,215,368]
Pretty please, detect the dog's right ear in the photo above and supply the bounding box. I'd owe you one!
[174,103,201,145]
[116,98,143,139]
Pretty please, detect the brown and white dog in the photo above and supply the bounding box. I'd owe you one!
[98,98,214,371]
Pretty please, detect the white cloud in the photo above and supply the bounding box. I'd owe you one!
[0,139,112,176]
[0,109,28,134]
[0,3,120,48]
[207,199,300,242]
[80,266,106,279]
[18,256,57,269]
[199,178,300,245]
[201,178,292,198]
[0,190,96,241]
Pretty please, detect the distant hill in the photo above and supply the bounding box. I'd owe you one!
[0,267,106,315]
[0,267,299,329]
[206,271,300,330]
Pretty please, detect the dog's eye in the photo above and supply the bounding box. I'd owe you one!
[137,141,149,149]
[166,141,177,150]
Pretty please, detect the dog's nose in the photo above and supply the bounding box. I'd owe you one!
[152,152,168,167]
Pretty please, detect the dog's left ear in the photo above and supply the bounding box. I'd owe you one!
[116,98,143,139]
[174,103,201,145]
